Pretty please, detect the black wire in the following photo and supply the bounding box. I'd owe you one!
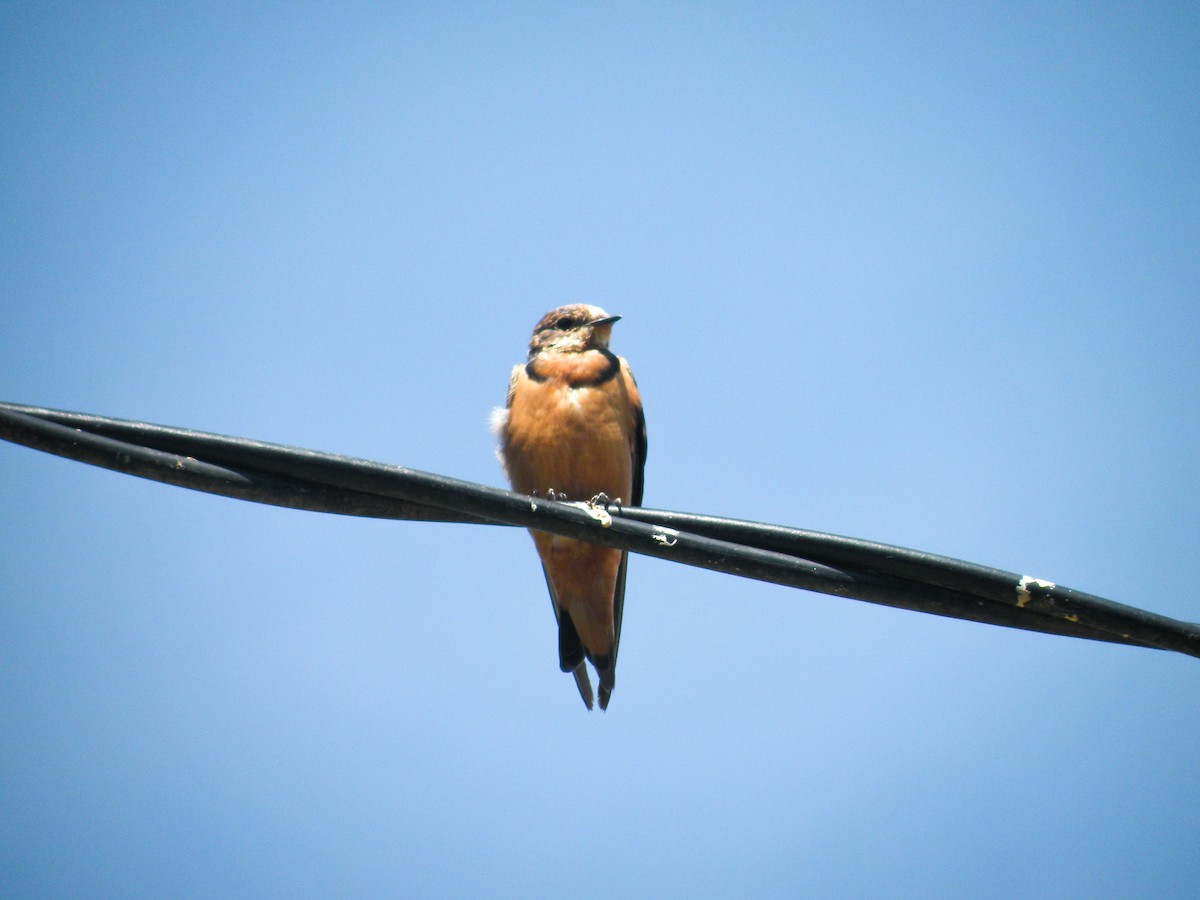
[2,400,1198,660]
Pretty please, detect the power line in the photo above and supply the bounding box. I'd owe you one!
[2,400,1197,660]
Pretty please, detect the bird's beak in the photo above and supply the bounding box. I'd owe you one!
[590,314,621,328]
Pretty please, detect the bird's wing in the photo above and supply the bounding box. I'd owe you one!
[610,362,647,669]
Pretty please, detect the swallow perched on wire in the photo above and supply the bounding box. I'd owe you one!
[492,305,647,710]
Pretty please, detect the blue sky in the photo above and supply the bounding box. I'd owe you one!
[2,2,1198,896]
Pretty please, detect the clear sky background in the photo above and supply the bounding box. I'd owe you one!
[2,3,1198,896]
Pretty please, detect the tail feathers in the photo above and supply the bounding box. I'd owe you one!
[592,653,615,711]
[570,662,594,710]
[557,610,594,710]
[556,607,615,712]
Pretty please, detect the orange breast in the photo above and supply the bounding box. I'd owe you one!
[502,367,635,504]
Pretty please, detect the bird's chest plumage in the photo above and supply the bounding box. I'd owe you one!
[503,353,634,503]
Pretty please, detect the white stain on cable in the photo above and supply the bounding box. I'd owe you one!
[575,501,612,528]
[1016,575,1056,608]
[652,526,679,547]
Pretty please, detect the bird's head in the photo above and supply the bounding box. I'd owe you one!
[527,304,621,356]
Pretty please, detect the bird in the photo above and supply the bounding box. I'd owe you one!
[492,304,646,710]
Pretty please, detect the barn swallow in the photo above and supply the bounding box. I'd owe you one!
[492,305,647,710]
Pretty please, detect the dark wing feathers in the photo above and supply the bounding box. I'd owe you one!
[609,365,647,672]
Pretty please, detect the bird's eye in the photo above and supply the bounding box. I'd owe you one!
[555,317,574,330]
